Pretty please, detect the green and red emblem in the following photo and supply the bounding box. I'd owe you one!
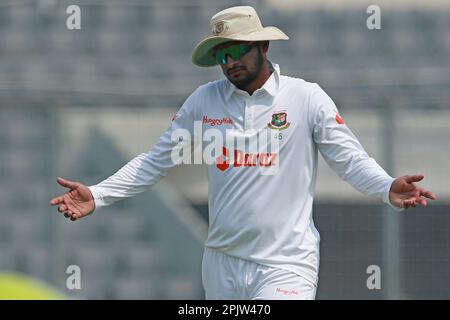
[267,111,290,130]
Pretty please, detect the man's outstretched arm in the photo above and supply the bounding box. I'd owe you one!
[50,88,201,221]
[310,84,436,209]
[50,126,181,221]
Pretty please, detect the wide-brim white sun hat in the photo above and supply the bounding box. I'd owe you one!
[192,6,289,67]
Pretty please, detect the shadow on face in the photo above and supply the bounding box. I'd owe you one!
[213,41,268,90]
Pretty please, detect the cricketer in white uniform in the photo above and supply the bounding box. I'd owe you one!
[50,6,437,300]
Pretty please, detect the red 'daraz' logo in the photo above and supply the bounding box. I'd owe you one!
[215,147,277,171]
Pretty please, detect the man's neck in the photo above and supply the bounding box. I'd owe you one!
[244,60,273,96]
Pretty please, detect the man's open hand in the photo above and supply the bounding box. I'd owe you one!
[50,177,95,221]
[389,174,437,209]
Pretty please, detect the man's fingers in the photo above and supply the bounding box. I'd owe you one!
[405,174,424,184]
[51,177,79,206]
[421,190,437,200]
[56,177,78,190]
[403,199,416,208]
[50,196,63,206]
[58,204,68,213]
[63,211,72,218]
[67,211,77,221]
[404,196,431,209]
[72,212,81,219]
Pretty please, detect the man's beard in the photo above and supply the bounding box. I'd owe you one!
[227,48,264,90]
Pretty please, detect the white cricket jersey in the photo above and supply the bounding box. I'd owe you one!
[88,62,398,284]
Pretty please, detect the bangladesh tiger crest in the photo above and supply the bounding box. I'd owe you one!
[267,111,290,130]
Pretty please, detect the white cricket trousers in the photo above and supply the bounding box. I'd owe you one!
[202,247,317,300]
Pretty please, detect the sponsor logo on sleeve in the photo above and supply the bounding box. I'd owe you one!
[335,113,345,124]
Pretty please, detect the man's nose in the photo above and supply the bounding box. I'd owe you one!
[224,55,239,69]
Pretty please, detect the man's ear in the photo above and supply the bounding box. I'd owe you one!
[261,41,269,53]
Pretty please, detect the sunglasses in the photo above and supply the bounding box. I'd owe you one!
[214,42,256,65]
